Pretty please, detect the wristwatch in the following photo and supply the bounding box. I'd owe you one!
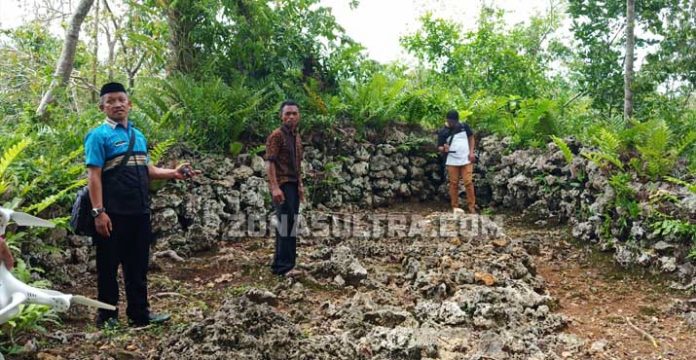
[90,208,106,218]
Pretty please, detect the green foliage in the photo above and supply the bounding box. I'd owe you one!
[0,304,59,351]
[396,135,431,154]
[330,71,407,129]
[402,6,563,98]
[0,138,32,195]
[582,127,624,169]
[400,13,462,72]
[604,172,641,236]
[306,160,342,204]
[149,138,177,166]
[649,214,696,261]
[23,179,87,215]
[566,0,696,118]
[551,135,574,165]
[494,98,560,148]
[664,176,696,193]
[229,142,244,157]
[622,119,696,178]
[608,172,635,198]
[398,82,467,129]
[134,75,267,151]
[651,218,696,239]
[248,144,266,156]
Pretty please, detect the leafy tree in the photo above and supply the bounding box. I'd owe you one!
[402,6,566,99]
[567,0,693,116]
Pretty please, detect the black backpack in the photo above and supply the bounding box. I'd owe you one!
[70,129,134,236]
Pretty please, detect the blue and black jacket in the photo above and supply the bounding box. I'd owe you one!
[84,119,150,215]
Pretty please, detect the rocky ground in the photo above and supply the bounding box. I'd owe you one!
[11,204,696,360]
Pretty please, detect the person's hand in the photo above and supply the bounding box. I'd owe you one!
[443,144,450,153]
[271,187,285,205]
[0,236,14,270]
[469,153,476,163]
[174,163,201,180]
[95,212,112,238]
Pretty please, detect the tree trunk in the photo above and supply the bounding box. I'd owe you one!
[91,0,100,103]
[36,0,96,118]
[624,0,635,120]
[166,0,198,74]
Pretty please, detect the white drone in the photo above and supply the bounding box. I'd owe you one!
[0,206,115,325]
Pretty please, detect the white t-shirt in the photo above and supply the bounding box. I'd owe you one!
[446,130,471,166]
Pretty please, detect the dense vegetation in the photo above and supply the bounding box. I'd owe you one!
[0,0,694,351]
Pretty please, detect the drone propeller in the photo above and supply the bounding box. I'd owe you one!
[71,295,115,310]
[0,207,55,236]
[9,211,55,228]
[38,289,115,310]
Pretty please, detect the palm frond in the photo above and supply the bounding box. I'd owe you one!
[23,179,87,215]
[0,138,32,179]
[149,138,177,166]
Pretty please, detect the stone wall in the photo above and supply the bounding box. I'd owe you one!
[40,131,694,286]
[475,135,695,284]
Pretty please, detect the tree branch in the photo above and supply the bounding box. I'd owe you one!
[36,0,96,118]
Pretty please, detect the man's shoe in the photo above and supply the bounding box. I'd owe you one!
[148,313,171,325]
[283,269,304,278]
[129,313,171,327]
[452,208,465,214]
[96,317,119,329]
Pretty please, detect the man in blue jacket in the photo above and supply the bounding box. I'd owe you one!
[84,82,198,328]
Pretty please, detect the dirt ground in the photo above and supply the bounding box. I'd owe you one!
[6,205,695,360]
[511,224,695,360]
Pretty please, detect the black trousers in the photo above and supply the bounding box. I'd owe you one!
[271,182,300,275]
[94,213,151,323]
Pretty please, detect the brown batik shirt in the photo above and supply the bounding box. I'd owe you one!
[265,124,303,186]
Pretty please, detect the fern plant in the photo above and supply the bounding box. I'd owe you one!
[492,97,559,148]
[22,179,87,215]
[149,138,177,166]
[0,138,32,195]
[332,72,407,129]
[134,75,267,151]
[664,176,696,194]
[651,218,696,239]
[626,119,695,178]
[550,135,573,165]
[582,127,623,170]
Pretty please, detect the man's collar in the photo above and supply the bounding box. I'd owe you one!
[104,118,129,129]
[281,123,296,135]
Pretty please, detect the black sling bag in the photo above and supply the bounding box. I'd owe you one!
[70,129,135,236]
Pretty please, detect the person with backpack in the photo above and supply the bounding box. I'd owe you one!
[84,82,200,328]
[437,110,477,214]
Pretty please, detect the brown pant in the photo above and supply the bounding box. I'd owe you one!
[447,164,475,212]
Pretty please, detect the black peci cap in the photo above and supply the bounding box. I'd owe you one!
[99,82,127,97]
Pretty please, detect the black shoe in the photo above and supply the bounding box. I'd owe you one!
[129,313,171,327]
[96,317,119,329]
